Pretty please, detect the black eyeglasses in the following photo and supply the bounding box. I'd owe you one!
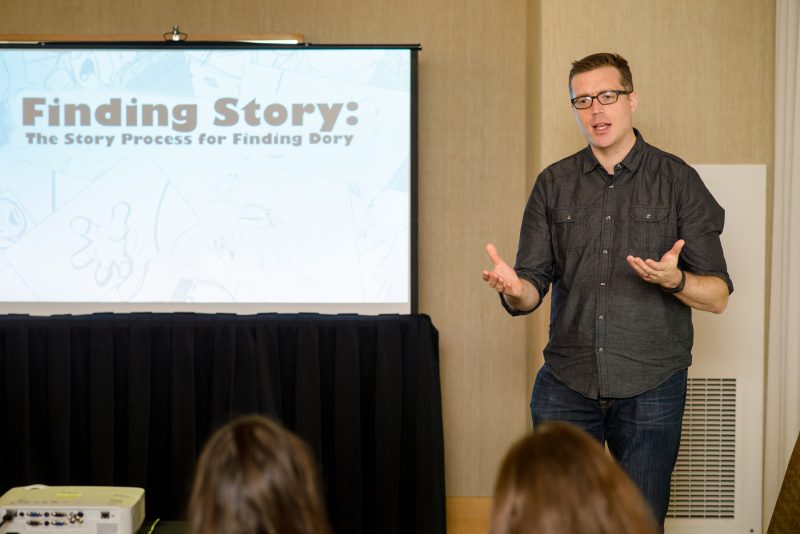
[570,90,632,110]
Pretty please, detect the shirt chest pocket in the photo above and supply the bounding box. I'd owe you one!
[628,206,672,256]
[552,207,586,254]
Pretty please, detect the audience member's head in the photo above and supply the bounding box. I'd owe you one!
[187,414,330,534]
[490,421,657,534]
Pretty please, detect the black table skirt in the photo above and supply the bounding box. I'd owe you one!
[0,313,445,534]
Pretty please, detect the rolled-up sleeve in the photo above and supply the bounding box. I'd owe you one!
[677,167,734,294]
[500,173,554,316]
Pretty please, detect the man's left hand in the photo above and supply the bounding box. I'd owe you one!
[626,239,685,289]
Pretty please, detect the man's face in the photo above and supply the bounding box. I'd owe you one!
[570,66,637,153]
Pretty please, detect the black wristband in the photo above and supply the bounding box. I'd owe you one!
[661,269,686,294]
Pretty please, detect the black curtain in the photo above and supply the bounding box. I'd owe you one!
[0,313,445,534]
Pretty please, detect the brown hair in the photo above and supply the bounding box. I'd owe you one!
[490,422,657,534]
[569,52,634,95]
[187,414,330,534]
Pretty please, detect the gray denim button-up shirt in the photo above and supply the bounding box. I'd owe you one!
[503,130,733,399]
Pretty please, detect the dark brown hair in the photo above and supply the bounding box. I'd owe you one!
[569,52,634,95]
[490,422,657,534]
[187,415,330,534]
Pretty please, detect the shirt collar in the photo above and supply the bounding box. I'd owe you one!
[581,128,645,174]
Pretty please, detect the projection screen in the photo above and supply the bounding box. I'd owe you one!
[0,43,419,314]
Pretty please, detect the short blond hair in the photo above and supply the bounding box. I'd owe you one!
[569,52,634,95]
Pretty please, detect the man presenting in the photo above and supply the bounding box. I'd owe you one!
[482,52,733,527]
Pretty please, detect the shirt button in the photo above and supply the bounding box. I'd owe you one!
[600,282,606,286]
[609,185,614,189]
[599,315,604,320]
[602,249,608,255]
[598,347,604,352]
[605,215,611,220]
[615,164,622,170]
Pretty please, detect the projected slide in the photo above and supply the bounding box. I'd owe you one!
[0,47,413,309]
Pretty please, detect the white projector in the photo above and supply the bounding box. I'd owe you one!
[0,485,145,534]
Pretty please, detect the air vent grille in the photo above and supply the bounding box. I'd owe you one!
[666,377,736,519]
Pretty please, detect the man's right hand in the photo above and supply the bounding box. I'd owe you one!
[482,243,523,297]
[482,244,540,312]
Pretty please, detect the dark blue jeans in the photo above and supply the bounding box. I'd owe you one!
[531,365,687,529]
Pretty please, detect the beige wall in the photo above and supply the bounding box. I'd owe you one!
[0,0,775,507]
